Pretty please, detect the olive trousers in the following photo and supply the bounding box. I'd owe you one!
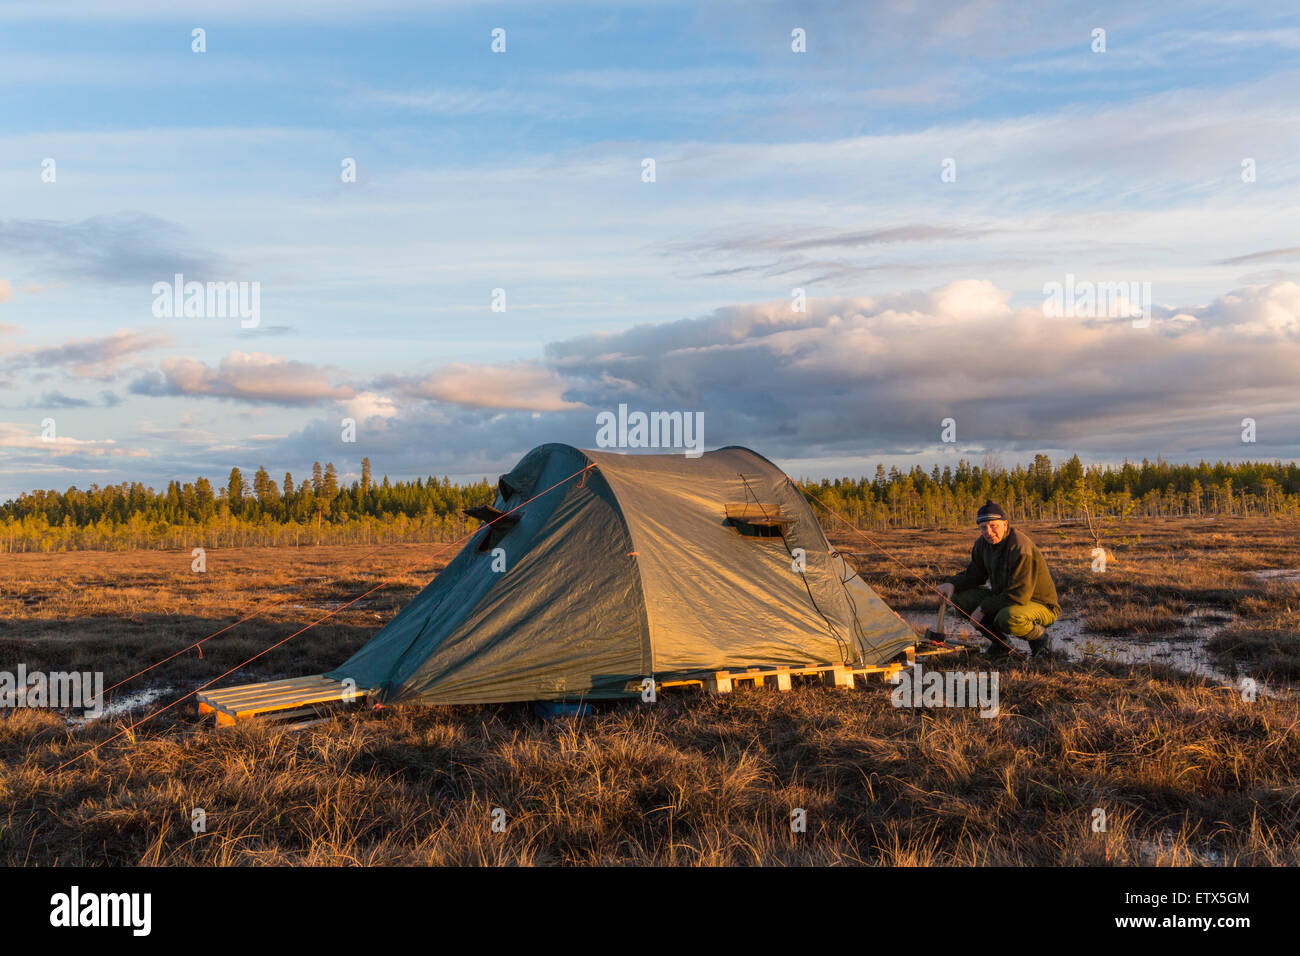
[952,587,1057,639]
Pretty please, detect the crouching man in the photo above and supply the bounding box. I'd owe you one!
[936,501,1060,657]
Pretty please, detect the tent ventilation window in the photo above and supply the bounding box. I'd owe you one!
[724,502,794,538]
[464,505,521,552]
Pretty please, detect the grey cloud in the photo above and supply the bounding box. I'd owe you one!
[0,212,227,283]
[1214,247,1300,266]
[31,390,98,408]
[255,280,1300,482]
[3,329,173,379]
[680,225,995,256]
[33,389,121,409]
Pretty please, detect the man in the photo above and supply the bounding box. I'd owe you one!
[936,501,1060,657]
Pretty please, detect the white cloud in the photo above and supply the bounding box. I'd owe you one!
[131,352,354,405]
[396,362,586,412]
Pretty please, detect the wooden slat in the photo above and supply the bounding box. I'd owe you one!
[198,673,367,725]
[199,677,347,709]
[203,674,325,697]
[211,705,323,729]
[227,686,360,716]
[204,683,350,710]
[199,675,338,704]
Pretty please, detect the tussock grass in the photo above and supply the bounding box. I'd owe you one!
[1,523,1297,866]
[3,659,1297,866]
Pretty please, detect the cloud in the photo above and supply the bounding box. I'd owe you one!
[388,361,586,412]
[675,224,996,256]
[32,391,90,408]
[1214,247,1300,266]
[0,421,147,457]
[0,279,11,302]
[0,213,226,284]
[244,279,1300,483]
[3,329,172,379]
[129,351,355,405]
[340,390,399,422]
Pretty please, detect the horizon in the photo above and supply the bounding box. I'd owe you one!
[4,447,1295,502]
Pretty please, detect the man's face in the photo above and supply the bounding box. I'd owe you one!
[979,518,1009,544]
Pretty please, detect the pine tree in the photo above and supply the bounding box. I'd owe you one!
[226,468,244,513]
[254,466,271,502]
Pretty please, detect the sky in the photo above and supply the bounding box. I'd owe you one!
[2,0,1299,497]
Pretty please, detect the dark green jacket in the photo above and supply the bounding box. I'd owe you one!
[947,527,1060,616]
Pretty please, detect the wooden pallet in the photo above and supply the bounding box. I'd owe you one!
[659,661,904,695]
[196,673,365,727]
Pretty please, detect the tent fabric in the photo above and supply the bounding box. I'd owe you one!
[327,443,915,705]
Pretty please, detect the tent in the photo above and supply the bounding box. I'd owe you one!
[327,444,915,704]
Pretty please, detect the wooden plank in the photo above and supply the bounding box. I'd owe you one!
[662,659,909,696]
[198,673,366,724]
[201,683,354,712]
[822,665,855,689]
[200,675,340,705]
[198,684,334,710]
[230,688,361,719]
[201,674,327,699]
[259,706,330,723]
[702,671,734,694]
[214,683,360,710]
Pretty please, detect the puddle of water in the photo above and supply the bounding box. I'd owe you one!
[1248,568,1300,583]
[903,607,1285,696]
[1136,830,1226,866]
[287,600,370,611]
[65,686,171,728]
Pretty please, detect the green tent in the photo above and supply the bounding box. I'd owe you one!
[328,443,914,704]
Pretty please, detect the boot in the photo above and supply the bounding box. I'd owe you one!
[983,628,1013,658]
[1027,624,1054,658]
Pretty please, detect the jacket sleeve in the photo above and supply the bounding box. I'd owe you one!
[947,542,987,592]
[979,544,1035,615]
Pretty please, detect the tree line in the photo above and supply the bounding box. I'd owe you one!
[801,454,1300,530]
[1,458,493,551]
[1,454,1297,552]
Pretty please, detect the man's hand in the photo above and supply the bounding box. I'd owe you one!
[937,582,954,600]
[969,607,984,626]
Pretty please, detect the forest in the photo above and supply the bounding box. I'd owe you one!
[1,454,1296,552]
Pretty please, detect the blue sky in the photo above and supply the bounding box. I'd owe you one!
[2,1,1299,497]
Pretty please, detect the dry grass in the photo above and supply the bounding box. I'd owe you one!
[1,520,1298,866]
[3,663,1297,865]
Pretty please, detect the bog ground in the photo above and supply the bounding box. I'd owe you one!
[1,518,1298,865]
